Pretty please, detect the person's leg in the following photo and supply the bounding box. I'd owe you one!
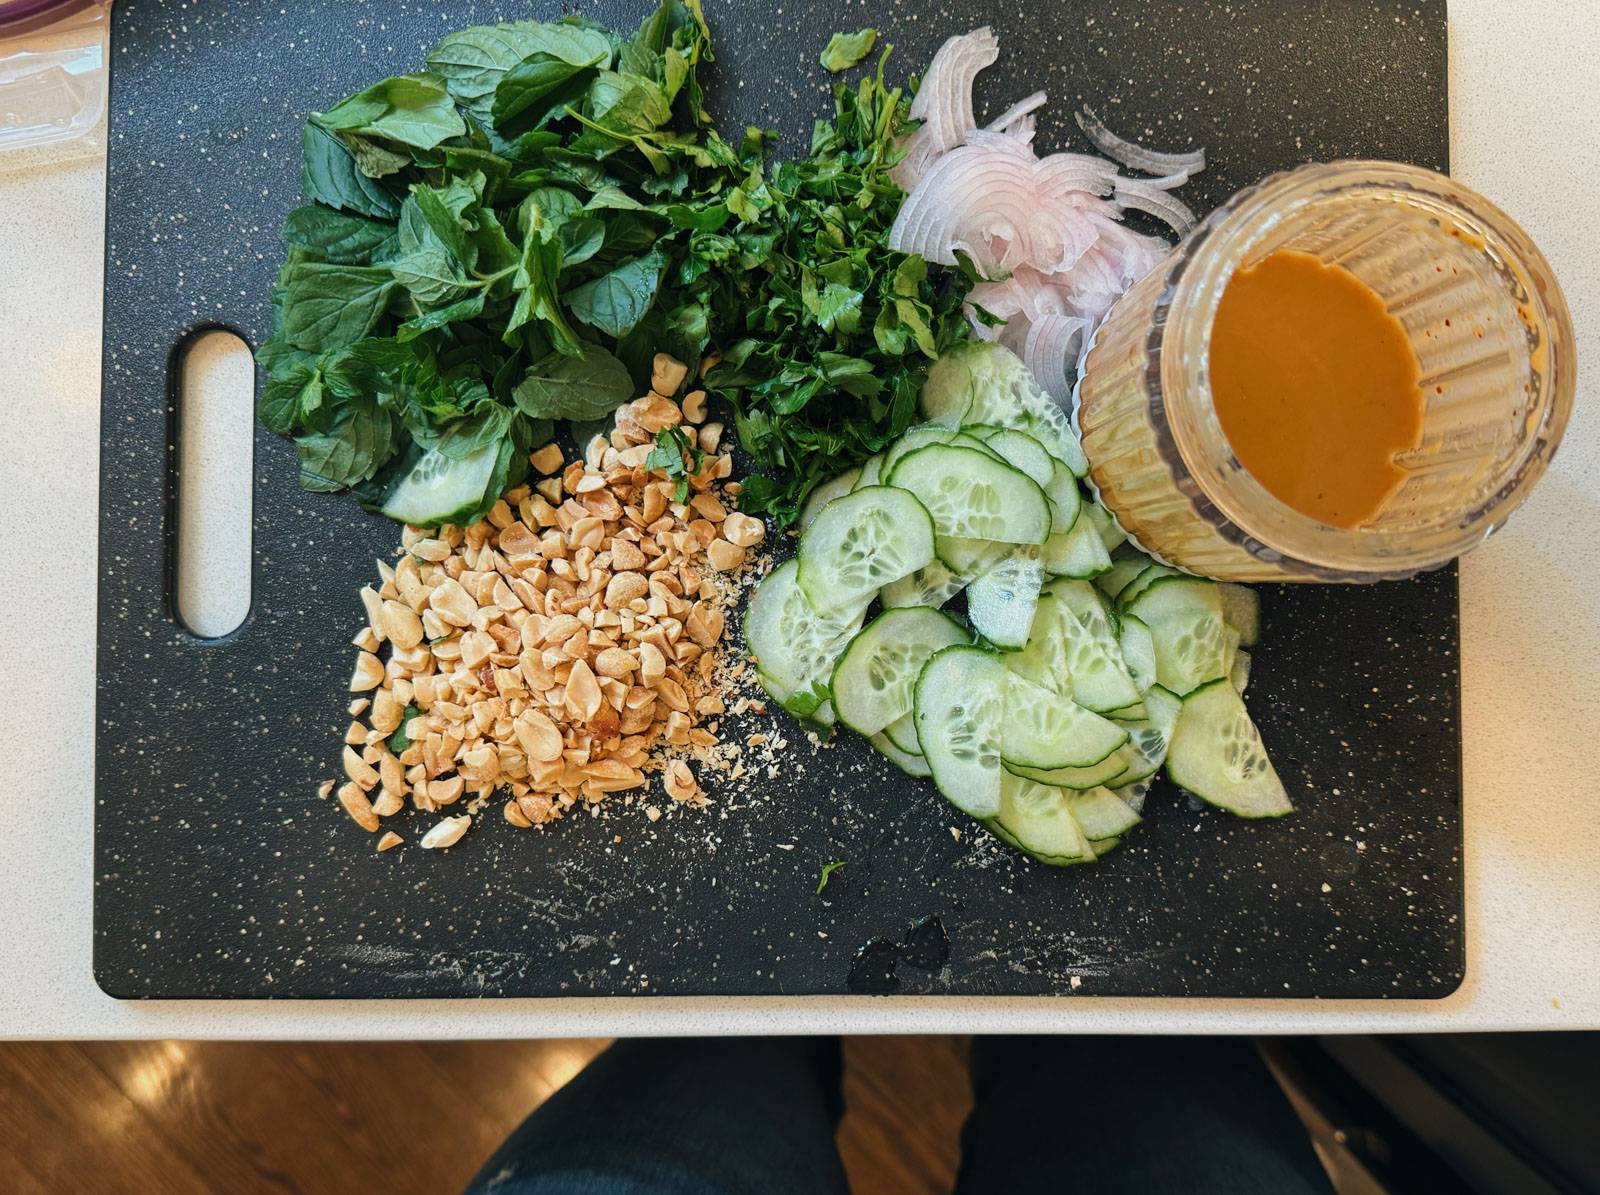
[955,1036,1333,1195]
[464,1036,849,1195]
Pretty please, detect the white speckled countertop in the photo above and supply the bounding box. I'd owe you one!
[2,0,1597,1038]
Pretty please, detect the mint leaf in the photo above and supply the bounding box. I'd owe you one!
[315,73,466,150]
[282,263,397,352]
[565,249,666,338]
[512,344,634,420]
[300,123,399,218]
[429,22,613,112]
[492,49,607,129]
[283,206,398,264]
[820,29,877,73]
[505,197,581,354]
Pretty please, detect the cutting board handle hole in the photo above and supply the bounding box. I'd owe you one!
[172,328,254,640]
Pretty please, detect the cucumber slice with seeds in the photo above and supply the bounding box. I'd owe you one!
[937,535,1008,577]
[967,549,1045,651]
[798,467,861,531]
[1126,577,1229,696]
[917,342,1089,475]
[1000,672,1127,770]
[888,444,1051,545]
[380,442,500,528]
[914,646,1006,818]
[1068,787,1142,839]
[987,773,1095,864]
[1119,614,1157,693]
[881,557,969,610]
[1047,580,1142,714]
[1042,516,1112,578]
[798,485,936,610]
[1110,686,1182,786]
[831,607,969,736]
[1167,677,1291,817]
[745,560,865,715]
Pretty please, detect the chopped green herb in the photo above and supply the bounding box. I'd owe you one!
[387,703,423,753]
[820,28,878,73]
[816,859,848,894]
[646,425,704,501]
[258,3,971,530]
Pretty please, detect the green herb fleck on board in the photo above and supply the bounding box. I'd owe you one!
[820,29,878,73]
[816,860,848,894]
[387,703,423,753]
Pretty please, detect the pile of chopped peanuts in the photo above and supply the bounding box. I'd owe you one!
[326,353,767,852]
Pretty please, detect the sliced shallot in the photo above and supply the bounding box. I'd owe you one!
[1075,105,1206,176]
[890,28,1000,190]
[1114,177,1199,236]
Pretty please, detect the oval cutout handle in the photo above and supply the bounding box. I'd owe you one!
[173,329,254,639]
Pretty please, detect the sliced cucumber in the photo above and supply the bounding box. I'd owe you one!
[1043,462,1083,535]
[937,535,1008,577]
[881,557,969,610]
[967,549,1045,651]
[1119,614,1157,694]
[1114,777,1153,815]
[1220,583,1261,646]
[1116,561,1183,610]
[914,645,1006,818]
[1230,648,1252,694]
[380,442,500,528]
[797,485,936,610]
[869,731,932,778]
[798,467,861,531]
[888,444,1051,545]
[1003,590,1071,696]
[1006,749,1130,790]
[853,455,884,489]
[1110,685,1182,786]
[744,560,866,713]
[1166,677,1291,817]
[1090,835,1122,857]
[988,774,1095,865]
[978,427,1055,489]
[1068,787,1142,839]
[1000,673,1127,770]
[1041,516,1112,578]
[1126,576,1229,696]
[1047,580,1143,714]
[883,424,999,475]
[918,348,981,426]
[1082,501,1125,552]
[884,711,922,755]
[1096,549,1153,602]
[919,343,1091,477]
[831,607,969,736]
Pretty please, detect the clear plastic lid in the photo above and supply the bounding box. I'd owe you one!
[0,0,109,170]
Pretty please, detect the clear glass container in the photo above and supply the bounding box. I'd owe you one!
[0,0,109,172]
[1075,160,1576,582]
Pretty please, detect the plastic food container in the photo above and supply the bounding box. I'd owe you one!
[0,0,109,169]
[1075,160,1576,583]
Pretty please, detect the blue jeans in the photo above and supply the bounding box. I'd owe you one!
[465,1036,1333,1194]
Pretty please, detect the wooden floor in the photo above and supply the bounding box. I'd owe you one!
[0,1037,972,1195]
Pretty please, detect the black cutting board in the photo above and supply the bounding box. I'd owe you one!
[95,0,1462,999]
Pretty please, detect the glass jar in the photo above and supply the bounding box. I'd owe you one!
[1074,160,1576,582]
